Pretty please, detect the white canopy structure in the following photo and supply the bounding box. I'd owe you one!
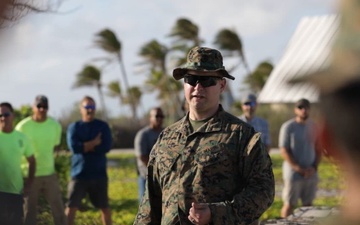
[258,15,339,104]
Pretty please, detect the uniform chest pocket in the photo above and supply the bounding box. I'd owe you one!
[195,145,229,167]
[155,150,180,176]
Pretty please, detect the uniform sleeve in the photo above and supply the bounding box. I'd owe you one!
[66,123,84,154]
[208,132,275,224]
[133,136,163,224]
[134,130,142,157]
[279,122,290,148]
[55,120,62,146]
[23,134,34,157]
[263,120,271,146]
[94,122,112,153]
[134,129,148,157]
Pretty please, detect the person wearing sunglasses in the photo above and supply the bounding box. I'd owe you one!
[134,46,274,225]
[65,96,112,225]
[278,98,322,218]
[287,0,360,223]
[15,95,67,225]
[134,107,165,202]
[0,102,36,225]
[239,93,271,153]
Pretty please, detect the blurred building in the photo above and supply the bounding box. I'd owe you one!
[258,15,339,104]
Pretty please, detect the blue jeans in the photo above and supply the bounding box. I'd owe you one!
[138,176,146,203]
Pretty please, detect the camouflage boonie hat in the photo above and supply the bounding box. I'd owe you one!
[290,0,360,94]
[173,46,235,80]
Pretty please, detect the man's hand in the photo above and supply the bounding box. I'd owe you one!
[303,167,316,178]
[188,202,211,225]
[93,133,102,146]
[84,133,102,152]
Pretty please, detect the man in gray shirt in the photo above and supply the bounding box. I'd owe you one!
[134,107,164,202]
[279,98,322,218]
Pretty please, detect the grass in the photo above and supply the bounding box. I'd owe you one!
[38,153,344,224]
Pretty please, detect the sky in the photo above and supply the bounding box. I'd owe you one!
[0,0,337,119]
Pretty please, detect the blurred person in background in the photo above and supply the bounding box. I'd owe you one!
[239,93,271,152]
[66,96,112,225]
[134,107,164,202]
[0,102,35,225]
[16,95,66,225]
[290,0,360,224]
[279,98,322,218]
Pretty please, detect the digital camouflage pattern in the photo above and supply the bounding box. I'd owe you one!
[173,46,235,80]
[134,106,275,225]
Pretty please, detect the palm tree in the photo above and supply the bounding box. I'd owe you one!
[138,40,183,121]
[107,80,142,120]
[213,28,252,111]
[93,28,138,120]
[244,61,273,94]
[168,18,202,47]
[213,28,250,74]
[73,64,108,120]
[168,18,203,66]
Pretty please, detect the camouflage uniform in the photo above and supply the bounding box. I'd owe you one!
[134,105,275,225]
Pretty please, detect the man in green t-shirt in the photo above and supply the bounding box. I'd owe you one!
[0,102,36,225]
[16,95,67,225]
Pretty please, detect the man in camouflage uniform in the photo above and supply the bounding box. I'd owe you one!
[134,46,275,225]
[290,0,360,224]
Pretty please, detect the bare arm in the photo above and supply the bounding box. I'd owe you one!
[140,155,149,166]
[280,146,305,175]
[24,155,36,196]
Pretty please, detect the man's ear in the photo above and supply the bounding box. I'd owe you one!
[219,79,226,92]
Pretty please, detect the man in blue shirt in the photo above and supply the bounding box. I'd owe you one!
[65,96,112,225]
[239,93,271,152]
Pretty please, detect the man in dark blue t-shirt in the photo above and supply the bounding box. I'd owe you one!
[66,96,112,225]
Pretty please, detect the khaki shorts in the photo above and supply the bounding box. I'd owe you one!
[282,175,318,206]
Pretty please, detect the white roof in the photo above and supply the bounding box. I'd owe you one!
[258,14,339,103]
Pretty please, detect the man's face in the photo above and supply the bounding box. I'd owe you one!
[33,102,48,119]
[184,75,226,113]
[80,99,96,122]
[149,109,164,128]
[0,105,14,131]
[241,101,257,118]
[294,104,310,121]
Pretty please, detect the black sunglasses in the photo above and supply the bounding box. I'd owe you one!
[36,104,48,109]
[155,114,165,119]
[0,112,11,118]
[244,102,256,107]
[184,75,220,88]
[297,105,309,110]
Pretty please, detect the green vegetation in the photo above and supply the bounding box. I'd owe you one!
[37,152,343,224]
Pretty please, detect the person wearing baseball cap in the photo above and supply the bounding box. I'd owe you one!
[289,0,360,224]
[15,95,66,225]
[134,46,274,225]
[239,93,271,152]
[278,98,322,218]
